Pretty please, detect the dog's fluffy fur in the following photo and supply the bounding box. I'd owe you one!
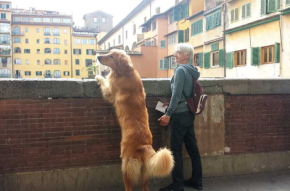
[96,49,174,191]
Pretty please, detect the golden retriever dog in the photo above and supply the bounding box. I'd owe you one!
[95,49,174,191]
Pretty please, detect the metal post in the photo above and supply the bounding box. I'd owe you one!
[223,2,227,78]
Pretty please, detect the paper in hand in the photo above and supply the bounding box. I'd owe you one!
[155,101,168,113]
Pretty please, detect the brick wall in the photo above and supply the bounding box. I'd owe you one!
[0,97,163,174]
[225,95,290,154]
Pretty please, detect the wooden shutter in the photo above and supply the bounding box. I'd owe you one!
[204,52,210,69]
[242,5,246,18]
[73,49,76,54]
[79,49,81,55]
[251,47,260,66]
[199,53,203,68]
[274,43,280,63]
[200,20,203,33]
[206,17,210,30]
[247,3,251,17]
[261,0,266,15]
[183,3,189,18]
[235,8,239,21]
[268,0,276,13]
[178,30,184,43]
[174,6,181,21]
[226,52,234,68]
[217,11,221,26]
[219,49,224,67]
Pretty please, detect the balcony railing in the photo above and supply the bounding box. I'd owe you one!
[0,50,11,55]
[12,31,24,36]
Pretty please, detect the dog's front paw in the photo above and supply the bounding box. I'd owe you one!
[95,75,105,85]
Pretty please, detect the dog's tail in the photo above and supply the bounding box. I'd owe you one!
[144,146,174,177]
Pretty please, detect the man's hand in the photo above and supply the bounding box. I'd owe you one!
[162,102,169,107]
[158,115,170,127]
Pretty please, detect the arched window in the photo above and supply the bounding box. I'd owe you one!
[44,48,51,54]
[44,38,51,44]
[54,59,61,65]
[45,59,51,65]
[54,70,61,78]
[44,70,52,78]
[14,47,21,53]
[44,27,51,35]
[0,68,11,78]
[53,38,60,44]
[53,28,60,36]
[13,26,21,34]
[14,58,21,65]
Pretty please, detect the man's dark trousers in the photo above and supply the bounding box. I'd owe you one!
[170,111,202,188]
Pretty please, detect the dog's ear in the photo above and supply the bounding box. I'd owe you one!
[117,55,130,75]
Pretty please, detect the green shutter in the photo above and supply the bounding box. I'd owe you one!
[191,23,194,36]
[219,49,224,67]
[231,10,234,22]
[235,8,239,21]
[275,43,280,63]
[211,43,219,51]
[79,49,82,55]
[226,52,234,68]
[204,52,210,69]
[183,3,189,18]
[199,53,203,68]
[268,0,276,13]
[174,6,181,21]
[73,49,76,54]
[251,47,260,66]
[218,11,221,26]
[200,20,203,33]
[206,17,209,30]
[86,49,88,55]
[276,0,280,11]
[242,5,246,18]
[261,0,266,15]
[247,3,251,17]
[287,0,290,5]
[178,30,184,43]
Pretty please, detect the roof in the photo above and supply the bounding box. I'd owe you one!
[98,0,151,45]
[83,10,113,19]
[95,50,142,55]
[139,13,165,27]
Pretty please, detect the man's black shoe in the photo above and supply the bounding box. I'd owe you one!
[159,184,184,191]
[184,179,203,190]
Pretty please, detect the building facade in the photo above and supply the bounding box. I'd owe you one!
[83,10,113,33]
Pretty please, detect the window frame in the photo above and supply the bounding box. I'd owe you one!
[234,49,247,67]
[261,45,275,64]
[211,51,220,67]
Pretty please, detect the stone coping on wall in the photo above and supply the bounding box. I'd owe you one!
[0,78,290,99]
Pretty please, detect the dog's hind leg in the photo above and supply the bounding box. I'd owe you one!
[141,168,149,191]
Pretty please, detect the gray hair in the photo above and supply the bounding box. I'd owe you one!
[175,43,194,59]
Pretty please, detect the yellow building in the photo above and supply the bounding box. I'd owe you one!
[11,8,73,78]
[0,1,12,78]
[71,28,98,79]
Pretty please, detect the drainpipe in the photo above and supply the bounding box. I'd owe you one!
[223,1,227,78]
[70,26,73,78]
[279,0,283,77]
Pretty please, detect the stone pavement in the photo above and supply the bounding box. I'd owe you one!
[97,170,290,191]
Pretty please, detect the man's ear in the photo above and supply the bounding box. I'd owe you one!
[117,55,130,75]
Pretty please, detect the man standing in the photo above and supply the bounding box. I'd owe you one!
[158,43,203,191]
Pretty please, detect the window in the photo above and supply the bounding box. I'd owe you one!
[94,18,98,23]
[168,34,176,45]
[25,71,31,76]
[156,7,160,14]
[44,38,51,44]
[25,39,29,43]
[63,71,70,76]
[73,49,81,55]
[54,59,61,65]
[206,10,221,30]
[45,70,52,78]
[85,59,92,67]
[86,49,94,55]
[194,53,200,66]
[53,48,60,54]
[37,39,40,44]
[132,24,136,35]
[211,51,219,66]
[76,69,80,76]
[53,18,61,23]
[44,28,51,35]
[231,8,239,22]
[44,48,51,54]
[261,45,274,64]
[63,19,71,23]
[33,18,41,22]
[261,0,280,15]
[23,17,31,22]
[36,71,42,76]
[90,39,96,44]
[45,59,52,65]
[152,21,157,31]
[160,40,166,48]
[64,50,67,54]
[74,39,81,44]
[159,59,169,70]
[15,70,21,78]
[234,49,247,67]
[242,3,251,18]
[102,18,106,23]
[24,49,30,53]
[13,17,21,21]
[75,59,79,65]
[53,38,60,44]
[14,37,21,43]
[173,2,189,21]
[191,19,203,36]
[83,39,88,44]
[14,58,21,65]
[64,29,67,34]
[1,13,6,19]
[36,28,39,33]
[185,28,189,42]
[169,57,176,68]
[43,18,50,23]
[169,13,174,24]
[118,35,121,44]
[26,60,29,65]
[25,27,28,33]
[53,28,60,36]
[37,60,40,65]
[37,49,40,54]
[64,40,67,45]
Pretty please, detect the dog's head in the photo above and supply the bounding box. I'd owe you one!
[97,49,133,76]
